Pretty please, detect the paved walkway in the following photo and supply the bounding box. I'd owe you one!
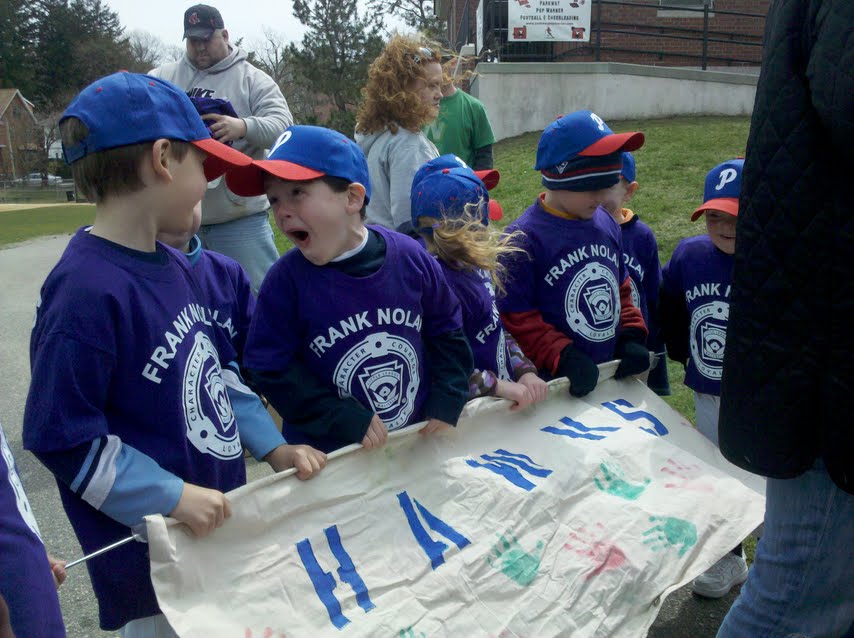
[0,235,741,637]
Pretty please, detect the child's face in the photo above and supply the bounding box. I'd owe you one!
[266,178,364,266]
[545,187,613,219]
[409,62,443,117]
[705,209,737,254]
[159,146,208,239]
[600,179,637,215]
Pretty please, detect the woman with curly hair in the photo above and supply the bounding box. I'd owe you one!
[355,35,443,237]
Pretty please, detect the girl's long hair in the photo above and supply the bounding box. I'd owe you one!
[416,203,527,296]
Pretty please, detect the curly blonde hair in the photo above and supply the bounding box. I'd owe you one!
[356,35,443,135]
[416,206,527,296]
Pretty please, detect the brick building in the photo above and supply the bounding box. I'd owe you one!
[436,0,769,70]
[0,89,40,182]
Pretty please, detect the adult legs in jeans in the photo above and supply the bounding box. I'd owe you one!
[716,461,854,638]
[197,211,279,294]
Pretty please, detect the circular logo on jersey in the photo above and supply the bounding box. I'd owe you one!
[333,332,420,431]
[496,328,511,381]
[689,300,729,379]
[183,332,242,460]
[564,262,620,342]
[1,427,41,538]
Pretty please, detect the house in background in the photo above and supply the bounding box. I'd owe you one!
[435,0,769,71]
[0,89,40,182]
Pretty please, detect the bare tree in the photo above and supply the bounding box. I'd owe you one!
[368,0,445,41]
[247,29,317,124]
[126,29,181,71]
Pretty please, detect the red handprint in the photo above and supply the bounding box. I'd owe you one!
[564,523,626,580]
[244,628,286,638]
[660,458,714,493]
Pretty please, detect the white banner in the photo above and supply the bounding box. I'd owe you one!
[508,0,593,43]
[147,365,764,638]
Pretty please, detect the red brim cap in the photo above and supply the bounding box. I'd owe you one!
[474,168,500,190]
[192,138,253,181]
[225,159,325,197]
[487,198,503,222]
[691,197,739,221]
[579,131,645,157]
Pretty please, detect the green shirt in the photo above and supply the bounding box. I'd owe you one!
[424,89,496,168]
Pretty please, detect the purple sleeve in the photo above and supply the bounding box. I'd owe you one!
[244,262,299,372]
[497,229,537,313]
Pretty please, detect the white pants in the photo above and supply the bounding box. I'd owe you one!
[119,614,179,638]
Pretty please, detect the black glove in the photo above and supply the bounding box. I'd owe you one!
[557,345,599,397]
[614,329,651,380]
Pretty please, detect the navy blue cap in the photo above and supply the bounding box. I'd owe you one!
[691,158,743,220]
[225,125,371,203]
[411,160,493,229]
[60,72,251,180]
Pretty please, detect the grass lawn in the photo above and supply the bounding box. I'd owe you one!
[0,204,95,247]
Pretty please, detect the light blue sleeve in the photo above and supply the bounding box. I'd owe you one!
[223,362,286,460]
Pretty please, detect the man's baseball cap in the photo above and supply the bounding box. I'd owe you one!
[411,158,501,229]
[183,4,224,40]
[225,125,371,203]
[412,155,503,223]
[620,151,636,183]
[691,158,743,221]
[60,72,251,180]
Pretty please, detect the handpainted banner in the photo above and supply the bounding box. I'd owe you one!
[508,0,593,43]
[146,365,764,638]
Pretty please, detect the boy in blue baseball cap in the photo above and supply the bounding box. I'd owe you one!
[601,151,671,396]
[229,126,473,453]
[660,158,746,598]
[497,110,651,397]
[21,72,272,635]
[411,155,549,409]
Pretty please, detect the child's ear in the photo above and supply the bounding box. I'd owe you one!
[345,183,367,215]
[625,181,639,201]
[149,139,174,182]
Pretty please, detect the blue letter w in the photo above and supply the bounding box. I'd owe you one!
[466,449,553,491]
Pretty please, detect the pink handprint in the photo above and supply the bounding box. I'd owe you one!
[660,458,714,493]
[244,629,286,638]
[564,523,626,580]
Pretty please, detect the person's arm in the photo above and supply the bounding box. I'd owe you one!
[470,144,494,170]
[500,310,571,375]
[618,276,648,336]
[244,68,294,148]
[423,328,474,425]
[388,136,439,235]
[658,268,690,366]
[249,359,374,445]
[506,332,538,380]
[223,362,286,460]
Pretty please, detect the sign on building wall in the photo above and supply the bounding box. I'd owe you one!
[508,0,593,42]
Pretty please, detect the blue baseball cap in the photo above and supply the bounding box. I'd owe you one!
[411,162,496,229]
[60,72,251,180]
[620,151,636,183]
[225,125,371,202]
[412,154,501,190]
[535,110,645,170]
[691,158,743,220]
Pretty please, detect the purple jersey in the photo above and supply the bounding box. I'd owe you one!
[0,425,66,638]
[621,212,662,344]
[23,229,246,630]
[245,226,462,431]
[498,198,629,363]
[662,234,733,395]
[441,266,512,380]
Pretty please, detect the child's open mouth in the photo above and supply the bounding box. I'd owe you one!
[289,230,309,244]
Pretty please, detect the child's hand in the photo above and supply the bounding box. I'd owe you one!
[494,379,534,411]
[420,418,452,435]
[170,484,231,538]
[48,555,67,589]
[361,415,388,450]
[518,372,549,404]
[264,444,327,479]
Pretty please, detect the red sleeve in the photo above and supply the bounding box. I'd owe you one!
[500,310,572,376]
[618,277,648,335]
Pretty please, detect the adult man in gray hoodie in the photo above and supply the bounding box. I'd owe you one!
[151,4,292,292]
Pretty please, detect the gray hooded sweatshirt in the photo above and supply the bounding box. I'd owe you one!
[355,126,439,236]
[150,47,292,225]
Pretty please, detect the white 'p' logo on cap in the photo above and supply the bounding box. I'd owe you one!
[715,168,738,191]
[590,112,606,131]
[270,130,292,155]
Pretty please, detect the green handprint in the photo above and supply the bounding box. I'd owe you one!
[487,534,544,586]
[398,627,426,638]
[593,461,650,501]
[642,516,698,557]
